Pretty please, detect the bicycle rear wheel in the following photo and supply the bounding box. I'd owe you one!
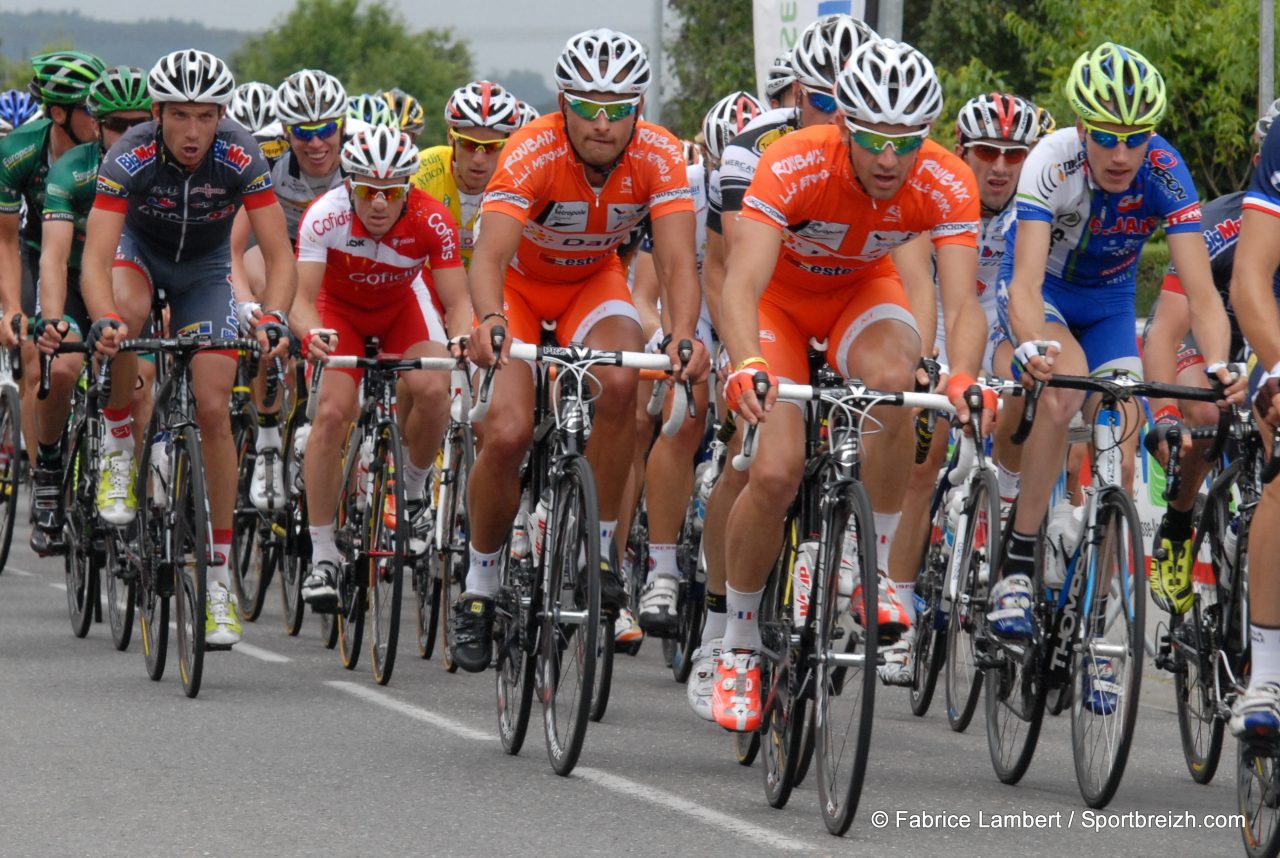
[1172,612,1224,784]
[734,731,760,766]
[231,408,270,622]
[588,616,615,722]
[438,428,472,673]
[1071,488,1144,808]
[946,469,998,732]
[814,480,877,836]
[496,546,537,755]
[760,518,807,810]
[0,385,20,572]
[910,499,949,717]
[279,416,309,636]
[671,518,704,683]
[368,422,406,686]
[64,436,96,639]
[1240,740,1280,858]
[172,426,208,699]
[540,455,600,776]
[336,428,366,669]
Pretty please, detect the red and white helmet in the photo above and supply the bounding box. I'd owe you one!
[340,125,418,180]
[956,92,1040,145]
[554,28,651,95]
[701,91,765,163]
[444,80,522,133]
[515,100,540,128]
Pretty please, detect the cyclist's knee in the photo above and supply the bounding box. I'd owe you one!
[50,354,83,387]
[477,412,532,467]
[1042,387,1086,426]
[856,348,915,393]
[593,367,638,419]
[745,457,803,509]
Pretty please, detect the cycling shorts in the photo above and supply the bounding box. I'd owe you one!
[502,257,641,346]
[114,229,238,349]
[317,274,446,381]
[757,271,917,388]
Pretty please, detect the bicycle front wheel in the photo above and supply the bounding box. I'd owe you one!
[946,469,998,732]
[760,510,805,809]
[368,422,406,686]
[671,518,704,683]
[0,384,21,571]
[910,498,949,718]
[63,430,97,639]
[540,455,600,776]
[496,544,537,755]
[172,426,208,699]
[814,480,878,836]
[1071,487,1144,808]
[231,408,269,621]
[279,416,309,636]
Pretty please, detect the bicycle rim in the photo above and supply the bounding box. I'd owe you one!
[337,429,365,669]
[496,548,537,755]
[1172,613,1224,784]
[815,480,877,836]
[440,429,471,674]
[173,427,208,699]
[135,526,169,682]
[541,455,600,776]
[946,469,997,732]
[1071,488,1144,807]
[734,730,761,766]
[0,386,20,571]
[910,501,949,718]
[672,533,704,683]
[368,423,406,686]
[231,415,268,621]
[1240,741,1280,858]
[279,417,309,635]
[761,510,804,808]
[588,616,614,722]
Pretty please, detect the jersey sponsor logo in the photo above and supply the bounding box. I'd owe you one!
[1268,170,1280,193]
[1088,214,1160,236]
[349,268,417,287]
[146,195,176,209]
[769,148,825,179]
[1149,164,1188,201]
[884,205,902,223]
[650,186,692,206]
[1060,210,1082,228]
[620,176,633,194]
[793,220,849,251]
[213,139,253,174]
[1204,215,1242,257]
[606,203,646,232]
[636,126,681,161]
[860,229,914,257]
[1,143,37,170]
[116,141,157,175]
[909,179,959,217]
[1148,149,1179,171]
[918,159,973,205]
[788,258,855,277]
[751,126,790,156]
[1117,194,1143,213]
[71,168,96,184]
[778,169,831,206]
[525,226,621,250]
[177,320,213,337]
[541,201,590,230]
[485,190,530,209]
[243,173,272,195]
[744,195,786,227]
[503,129,559,166]
[310,206,354,237]
[542,251,609,267]
[933,220,978,236]
[1166,202,1202,227]
[427,210,459,258]
[96,176,126,197]
[758,328,776,343]
[190,183,227,198]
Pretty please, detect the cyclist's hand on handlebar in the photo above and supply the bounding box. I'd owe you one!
[1254,365,1280,428]
[469,316,508,368]
[86,315,127,359]
[1012,339,1060,386]
[1206,361,1247,407]
[1146,406,1188,465]
[1,312,25,350]
[666,335,710,383]
[255,313,290,359]
[34,318,69,355]
[447,335,467,361]
[725,364,777,424]
[946,373,997,436]
[305,328,337,362]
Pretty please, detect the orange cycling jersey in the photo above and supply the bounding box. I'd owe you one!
[481,113,694,283]
[740,127,980,291]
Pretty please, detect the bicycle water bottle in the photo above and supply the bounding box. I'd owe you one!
[1044,500,1085,588]
[291,424,310,494]
[511,492,532,561]
[150,430,172,508]
[792,540,819,624]
[838,528,860,597]
[1223,514,1240,570]
[692,459,715,532]
[531,489,551,562]
[356,434,373,512]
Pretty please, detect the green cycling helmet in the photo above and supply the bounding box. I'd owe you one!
[88,66,152,117]
[29,50,106,105]
[1066,42,1166,127]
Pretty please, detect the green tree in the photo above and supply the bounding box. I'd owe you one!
[232,0,471,145]
[665,0,756,138]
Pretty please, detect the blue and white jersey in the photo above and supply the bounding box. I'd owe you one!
[1244,118,1280,219]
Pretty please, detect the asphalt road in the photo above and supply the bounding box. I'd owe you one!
[0,511,1250,858]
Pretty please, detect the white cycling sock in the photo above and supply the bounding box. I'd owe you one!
[600,520,617,561]
[208,535,232,591]
[895,580,916,625]
[721,583,764,652]
[1251,625,1280,687]
[997,462,1020,502]
[255,424,281,452]
[702,602,727,642]
[102,411,133,454]
[872,511,900,574]
[647,543,677,583]
[309,524,339,566]
[403,460,431,501]
[466,547,501,598]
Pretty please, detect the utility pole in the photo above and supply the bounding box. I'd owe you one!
[651,0,664,125]
[1263,0,1276,112]
[879,0,904,40]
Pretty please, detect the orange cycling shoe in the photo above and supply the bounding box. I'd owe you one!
[850,571,910,639]
[712,649,763,732]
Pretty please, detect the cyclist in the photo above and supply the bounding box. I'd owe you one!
[293,126,471,606]
[995,44,1239,661]
[763,50,797,110]
[0,89,43,135]
[689,14,878,717]
[83,49,297,648]
[382,87,426,143]
[348,93,396,129]
[1228,101,1280,737]
[31,66,153,556]
[412,80,522,267]
[714,38,991,729]
[228,81,288,165]
[456,28,710,673]
[515,100,540,128]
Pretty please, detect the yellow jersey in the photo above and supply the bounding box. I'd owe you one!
[412,145,482,267]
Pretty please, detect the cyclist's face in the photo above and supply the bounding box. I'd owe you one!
[450,126,506,194]
[560,90,640,170]
[348,176,407,237]
[51,103,99,145]
[157,103,223,169]
[99,110,151,149]
[795,82,840,128]
[845,121,923,200]
[289,116,343,177]
[957,139,1028,211]
[1079,119,1150,193]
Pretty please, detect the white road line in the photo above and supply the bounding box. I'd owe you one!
[235,642,291,663]
[327,680,813,852]
[575,767,812,853]
[48,581,66,591]
[7,567,35,577]
[325,680,497,742]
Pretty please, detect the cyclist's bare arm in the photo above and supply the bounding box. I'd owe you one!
[288,260,326,344]
[37,219,74,325]
[704,212,735,332]
[432,266,474,342]
[246,201,296,321]
[1005,219,1054,374]
[228,207,257,303]
[936,242,983,379]
[720,217,782,416]
[630,250,663,343]
[81,207,126,324]
[0,212,23,344]
[1232,209,1280,418]
[891,233,937,361]
[467,210,522,366]
[650,210,708,379]
[1169,229,1232,374]
[1143,288,1189,388]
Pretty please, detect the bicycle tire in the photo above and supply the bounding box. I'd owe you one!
[671,517,704,683]
[279,414,309,636]
[910,498,950,718]
[588,616,614,722]
[1240,740,1280,858]
[231,409,271,622]
[171,426,208,699]
[1071,487,1144,808]
[496,538,537,755]
[0,385,20,572]
[136,435,169,682]
[63,421,96,639]
[541,454,600,776]
[336,424,366,668]
[815,479,878,836]
[1173,613,1224,784]
[760,513,806,810]
[620,497,647,657]
[415,563,441,659]
[734,731,761,766]
[945,469,998,732]
[368,422,406,685]
[793,705,816,786]
[439,426,472,674]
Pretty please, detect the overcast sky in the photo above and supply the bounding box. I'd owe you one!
[18,0,662,82]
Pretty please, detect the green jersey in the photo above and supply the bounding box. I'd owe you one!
[41,142,100,271]
[0,118,54,252]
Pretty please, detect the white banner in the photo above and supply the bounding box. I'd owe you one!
[752,0,872,102]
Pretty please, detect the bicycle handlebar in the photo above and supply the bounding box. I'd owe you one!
[37,339,89,400]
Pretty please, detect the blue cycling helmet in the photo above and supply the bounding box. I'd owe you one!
[0,89,41,129]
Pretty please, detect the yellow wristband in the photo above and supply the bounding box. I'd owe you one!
[735,356,769,373]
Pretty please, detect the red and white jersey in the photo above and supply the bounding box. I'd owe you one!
[297,185,463,307]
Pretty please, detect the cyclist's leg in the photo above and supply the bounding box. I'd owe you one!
[19,247,40,469]
[386,283,451,507]
[990,336,1024,506]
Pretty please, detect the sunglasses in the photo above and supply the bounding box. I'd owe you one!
[289,119,343,141]
[450,129,508,154]
[847,121,929,155]
[803,87,837,115]
[563,93,641,123]
[350,181,410,202]
[1082,121,1154,149]
[964,142,1029,164]
[101,115,149,134]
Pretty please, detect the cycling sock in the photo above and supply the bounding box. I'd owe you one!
[255,412,280,452]
[403,460,430,501]
[895,580,916,624]
[102,407,133,453]
[309,524,339,566]
[1251,625,1280,687]
[599,520,617,561]
[208,529,232,591]
[722,583,764,652]
[703,591,727,641]
[36,440,61,470]
[997,462,1020,502]
[1004,529,1038,579]
[872,511,901,573]
[1161,505,1194,543]
[647,543,677,583]
[466,546,501,598]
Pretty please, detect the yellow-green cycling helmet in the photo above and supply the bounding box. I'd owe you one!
[1066,42,1166,127]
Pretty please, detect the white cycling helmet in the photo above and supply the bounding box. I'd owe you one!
[836,39,942,128]
[516,100,540,128]
[444,80,522,133]
[340,125,419,180]
[554,28,651,95]
[1257,98,1280,140]
[275,69,347,126]
[955,92,1040,145]
[702,91,765,163]
[765,50,797,100]
[228,82,276,133]
[792,15,879,92]
[148,49,235,105]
